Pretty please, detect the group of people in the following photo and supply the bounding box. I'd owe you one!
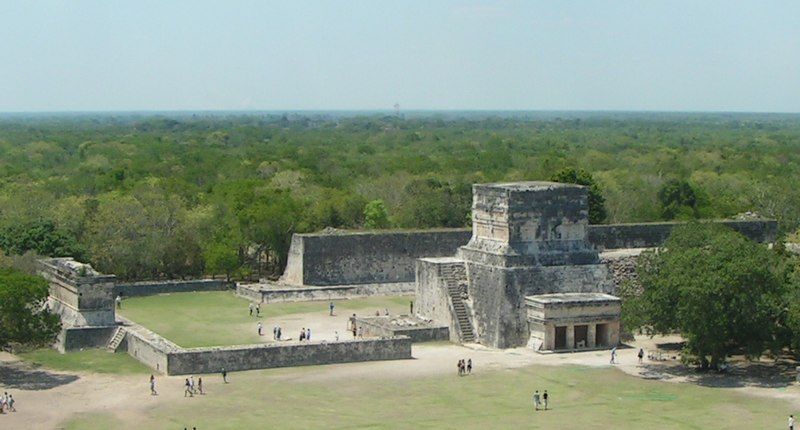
[299,327,312,341]
[0,392,16,414]
[248,302,261,317]
[183,375,204,397]
[348,314,363,339]
[532,390,549,411]
[457,358,472,376]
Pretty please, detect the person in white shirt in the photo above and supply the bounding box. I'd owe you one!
[789,414,796,430]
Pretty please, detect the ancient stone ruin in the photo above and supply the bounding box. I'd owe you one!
[415,181,619,349]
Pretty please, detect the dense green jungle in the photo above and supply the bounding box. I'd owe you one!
[1,112,799,280]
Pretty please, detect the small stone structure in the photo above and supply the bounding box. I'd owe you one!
[525,293,621,352]
[355,315,450,343]
[37,258,118,352]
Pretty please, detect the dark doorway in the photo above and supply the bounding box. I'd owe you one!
[596,324,607,347]
[554,326,567,350]
[574,325,588,349]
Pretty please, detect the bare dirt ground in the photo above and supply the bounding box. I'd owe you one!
[3,335,800,429]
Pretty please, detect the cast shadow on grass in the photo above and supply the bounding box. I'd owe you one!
[637,359,797,389]
[0,362,79,390]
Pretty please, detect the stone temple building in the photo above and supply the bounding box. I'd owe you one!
[415,181,619,351]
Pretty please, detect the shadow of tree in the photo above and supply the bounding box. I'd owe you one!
[637,359,797,389]
[0,363,79,390]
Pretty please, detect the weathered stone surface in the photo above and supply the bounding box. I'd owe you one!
[115,279,232,297]
[280,220,775,288]
[166,337,412,375]
[354,316,449,343]
[38,258,117,328]
[280,229,471,286]
[236,282,415,303]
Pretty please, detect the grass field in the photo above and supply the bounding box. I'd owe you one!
[118,291,411,347]
[60,364,791,429]
[19,348,151,374]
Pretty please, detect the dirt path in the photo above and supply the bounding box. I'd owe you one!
[3,336,799,429]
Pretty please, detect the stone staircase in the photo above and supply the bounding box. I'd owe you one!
[107,326,127,353]
[441,263,475,343]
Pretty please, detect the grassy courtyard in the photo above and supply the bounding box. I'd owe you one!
[118,291,411,347]
[60,363,791,429]
[19,348,151,375]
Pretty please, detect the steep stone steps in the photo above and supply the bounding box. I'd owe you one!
[441,264,475,343]
[106,326,127,353]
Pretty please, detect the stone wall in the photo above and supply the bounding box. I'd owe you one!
[236,282,414,303]
[117,316,412,375]
[588,219,777,251]
[280,220,775,288]
[165,337,412,375]
[116,279,231,297]
[355,316,450,343]
[280,229,472,286]
[56,326,117,352]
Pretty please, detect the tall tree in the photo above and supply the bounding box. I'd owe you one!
[549,167,608,224]
[627,223,784,369]
[0,267,61,348]
[657,179,698,220]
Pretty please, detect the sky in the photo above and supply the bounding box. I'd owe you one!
[0,1,798,113]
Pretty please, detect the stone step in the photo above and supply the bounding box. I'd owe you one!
[106,327,126,353]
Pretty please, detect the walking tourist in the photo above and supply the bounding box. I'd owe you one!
[467,358,472,374]
[273,326,278,340]
[352,325,357,338]
[638,348,644,363]
[329,301,335,316]
[190,376,195,393]
[410,300,414,314]
[0,392,6,414]
[277,326,282,340]
[457,359,463,376]
[221,367,228,383]
[357,326,363,339]
[150,374,158,395]
[257,321,263,336]
[300,328,306,341]
[610,346,617,364]
[533,390,541,411]
[249,302,254,316]
[184,379,193,397]
[306,328,311,341]
[7,394,14,412]
[115,294,122,309]
[543,390,549,410]
[384,308,389,316]
[256,304,261,317]
[790,414,796,430]
[197,377,204,395]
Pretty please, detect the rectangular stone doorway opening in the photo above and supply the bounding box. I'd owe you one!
[574,325,588,349]
[595,323,608,347]
[554,326,567,350]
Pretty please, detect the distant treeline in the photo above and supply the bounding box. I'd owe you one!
[1,113,799,280]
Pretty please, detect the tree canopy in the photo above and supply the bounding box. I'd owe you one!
[1,113,800,280]
[625,223,785,368]
[0,267,61,348]
[549,167,608,224]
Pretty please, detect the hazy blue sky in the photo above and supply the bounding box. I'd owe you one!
[1,1,798,112]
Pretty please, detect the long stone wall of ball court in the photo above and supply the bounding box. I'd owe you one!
[115,279,232,297]
[281,219,776,287]
[119,319,413,375]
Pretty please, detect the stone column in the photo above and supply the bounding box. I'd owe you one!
[587,324,596,348]
[566,324,575,350]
